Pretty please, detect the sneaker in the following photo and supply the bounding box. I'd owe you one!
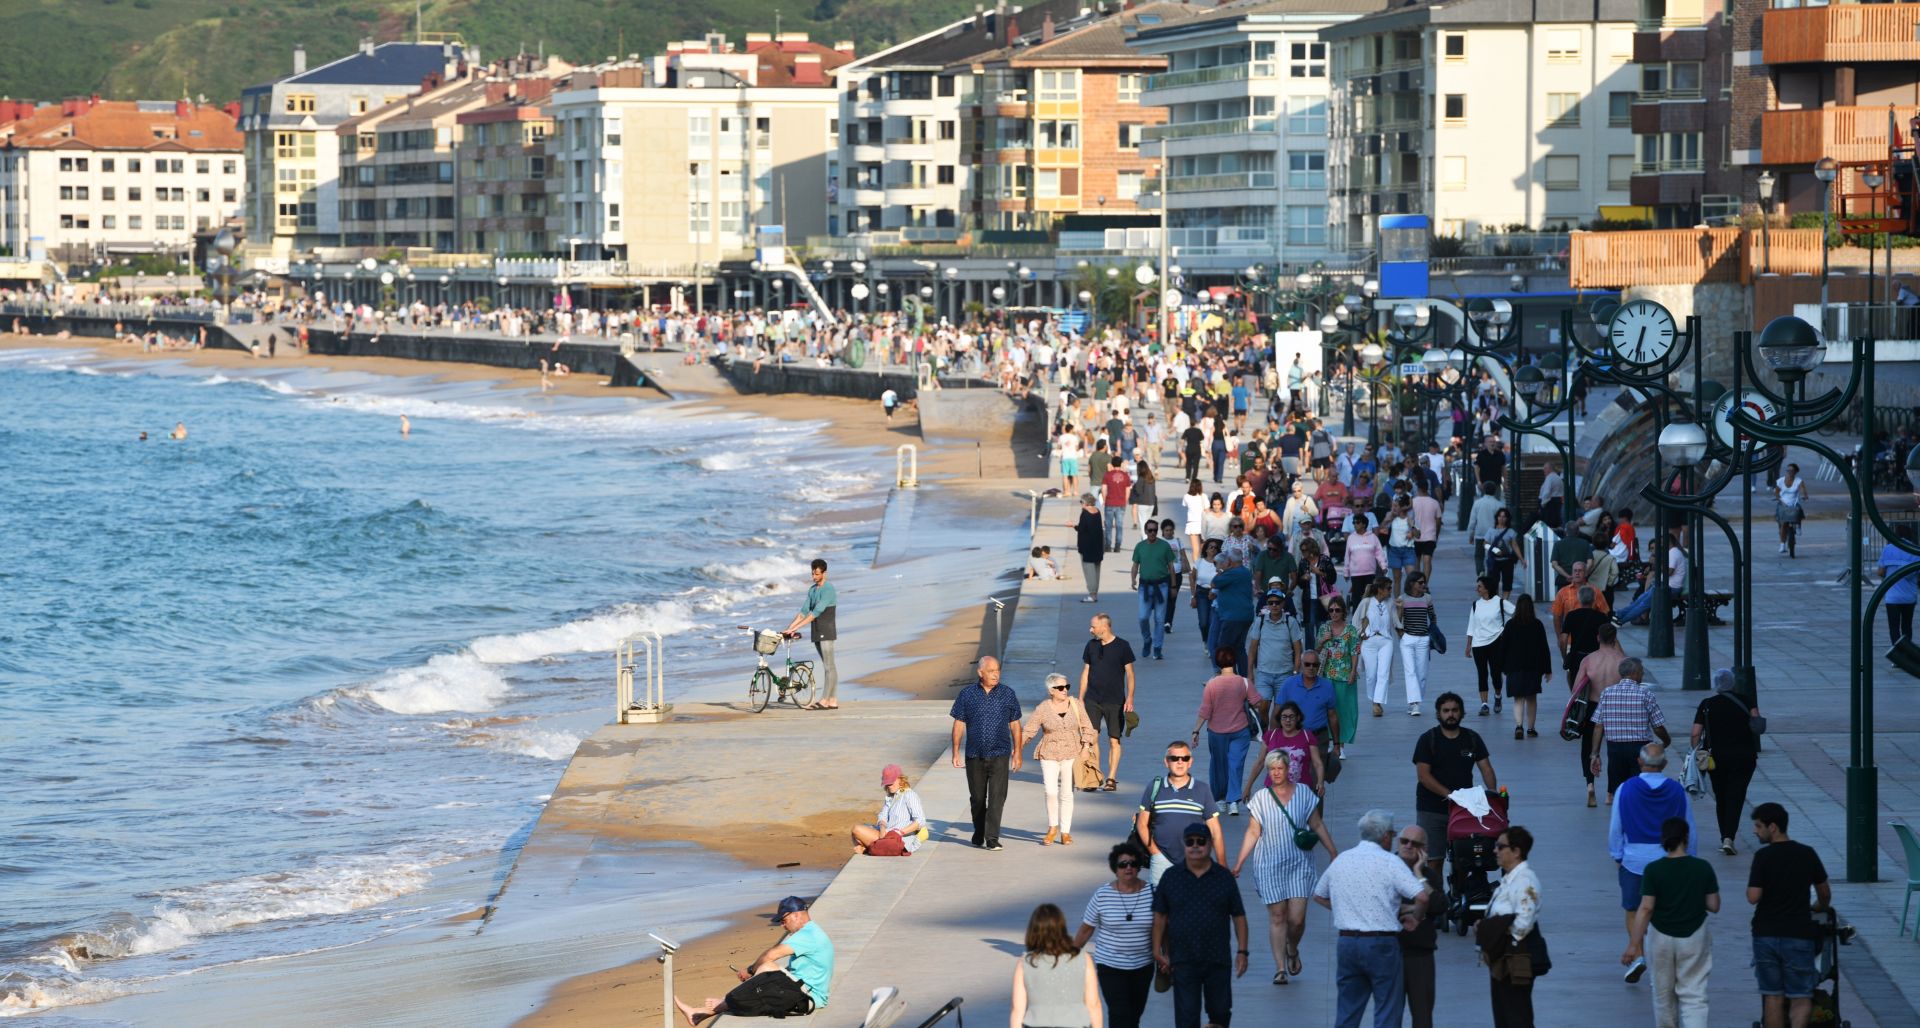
[1479,702,1491,716]
[1624,957,1647,983]
[1081,595,1097,603]
[986,841,1005,852]
[1154,652,1165,660]
[1779,543,1789,554]
[1408,704,1421,717]
[1494,697,1504,713]
[1721,838,1736,856]
[1227,801,1240,816]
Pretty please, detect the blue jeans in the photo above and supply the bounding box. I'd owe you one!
[1753,935,1819,999]
[1207,728,1252,804]
[1170,960,1232,1028]
[1138,580,1169,655]
[1617,588,1656,624]
[1254,670,1288,704]
[1103,504,1125,550]
[1196,593,1214,644]
[1335,935,1405,1028]
[1209,618,1254,676]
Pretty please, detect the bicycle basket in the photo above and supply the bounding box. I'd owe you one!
[752,630,784,655]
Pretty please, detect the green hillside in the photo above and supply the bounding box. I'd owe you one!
[0,0,969,103]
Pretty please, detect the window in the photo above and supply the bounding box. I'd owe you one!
[688,112,710,150]
[59,157,74,172]
[1546,29,1581,62]
[102,186,115,201]
[1036,120,1079,149]
[1286,205,1326,246]
[1287,150,1326,189]
[222,159,236,175]
[129,215,142,230]
[1117,74,1144,103]
[102,158,115,172]
[1287,97,1327,134]
[128,187,141,201]
[1441,155,1467,190]
[102,215,115,229]
[938,74,956,98]
[1608,154,1633,189]
[354,96,369,114]
[1443,34,1466,61]
[285,94,316,114]
[196,188,210,202]
[1118,123,1144,150]
[224,188,236,202]
[1641,64,1667,96]
[1290,42,1326,77]
[1038,70,1078,102]
[1663,130,1702,170]
[1547,93,1580,128]
[938,120,956,141]
[196,159,209,174]
[1117,171,1143,200]
[1670,61,1702,97]
[1544,155,1580,189]
[1037,169,1061,199]
[938,165,955,185]
[1443,94,1466,124]
[128,159,141,173]
[1609,92,1633,127]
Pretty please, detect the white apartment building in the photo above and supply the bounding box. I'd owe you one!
[1128,0,1384,274]
[1323,0,1639,249]
[0,99,244,263]
[543,33,850,269]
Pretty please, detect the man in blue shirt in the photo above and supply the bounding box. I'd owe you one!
[950,656,1024,850]
[1208,554,1256,675]
[674,895,834,1023]
[1276,653,1343,764]
[782,559,839,710]
[1231,382,1251,431]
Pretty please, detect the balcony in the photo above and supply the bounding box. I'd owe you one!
[1633,158,1704,174]
[1141,117,1278,141]
[1761,105,1920,164]
[1764,4,1920,63]
[1635,13,1702,32]
[1143,62,1275,93]
[1143,171,1277,194]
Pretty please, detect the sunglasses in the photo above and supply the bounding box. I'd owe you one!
[1494,842,1515,851]
[1397,838,1426,849]
[1182,839,1210,847]
[1301,661,1319,667]
[1115,860,1140,869]
[1166,755,1193,763]
[1050,685,1069,692]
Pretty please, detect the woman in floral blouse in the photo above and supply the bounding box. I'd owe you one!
[1316,597,1361,747]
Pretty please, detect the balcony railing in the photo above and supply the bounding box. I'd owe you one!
[1637,87,1703,102]
[1142,171,1277,194]
[1762,104,1920,164]
[1143,62,1275,92]
[1633,158,1705,174]
[1764,4,1920,63]
[1635,14,1704,31]
[1141,116,1278,141]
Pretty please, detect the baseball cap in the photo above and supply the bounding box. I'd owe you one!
[1267,576,1285,585]
[881,763,903,786]
[770,896,809,923]
[1180,822,1211,842]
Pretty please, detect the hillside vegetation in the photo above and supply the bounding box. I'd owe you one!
[0,0,973,102]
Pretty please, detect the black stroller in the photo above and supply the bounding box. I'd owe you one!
[1437,792,1509,937]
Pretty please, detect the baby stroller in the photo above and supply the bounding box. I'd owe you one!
[1439,791,1509,937]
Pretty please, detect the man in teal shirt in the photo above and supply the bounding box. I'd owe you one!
[1131,521,1176,660]
[674,896,834,1022]
[782,559,839,710]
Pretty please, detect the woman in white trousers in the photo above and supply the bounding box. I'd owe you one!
[1022,672,1098,846]
[1394,571,1434,717]
[1356,577,1398,718]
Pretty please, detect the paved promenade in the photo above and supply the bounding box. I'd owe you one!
[795,437,1919,1026]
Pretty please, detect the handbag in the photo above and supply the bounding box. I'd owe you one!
[1322,745,1343,784]
[1075,744,1104,791]
[1271,786,1319,851]
[1429,605,1448,655]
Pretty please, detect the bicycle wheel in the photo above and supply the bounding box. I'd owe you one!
[787,663,817,708]
[748,667,774,712]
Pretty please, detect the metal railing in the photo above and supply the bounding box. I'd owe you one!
[2,300,222,323]
[1142,116,1277,141]
[1143,61,1274,91]
[615,632,670,724]
[1143,171,1276,194]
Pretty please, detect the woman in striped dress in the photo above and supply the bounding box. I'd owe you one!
[1231,750,1338,985]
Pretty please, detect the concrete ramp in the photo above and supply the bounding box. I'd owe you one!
[620,352,730,397]
[871,487,918,568]
[916,388,1045,445]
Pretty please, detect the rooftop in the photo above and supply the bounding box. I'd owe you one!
[0,99,242,152]
[251,40,469,92]
[843,0,1091,71]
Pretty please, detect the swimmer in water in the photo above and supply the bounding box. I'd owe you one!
[400,414,411,437]
[138,432,148,441]
[170,422,187,441]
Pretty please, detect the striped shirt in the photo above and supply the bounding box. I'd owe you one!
[1594,679,1666,743]
[1080,882,1156,969]
[1401,599,1432,637]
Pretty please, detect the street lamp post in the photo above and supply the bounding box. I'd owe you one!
[1757,169,1776,276]
[1815,156,1838,336]
[1657,420,1712,692]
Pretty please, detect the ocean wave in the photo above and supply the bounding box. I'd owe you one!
[466,600,696,664]
[349,653,512,714]
[700,554,808,586]
[455,726,583,761]
[696,451,752,471]
[0,977,136,1017]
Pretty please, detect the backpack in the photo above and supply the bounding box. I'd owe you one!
[1126,777,1165,852]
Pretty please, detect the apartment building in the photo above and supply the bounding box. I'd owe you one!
[0,98,244,263]
[543,32,852,268]
[456,76,560,255]
[1322,0,1639,249]
[948,4,1183,233]
[239,39,469,253]
[1731,0,1920,217]
[1129,0,1382,272]
[834,0,1085,236]
[1629,0,1737,225]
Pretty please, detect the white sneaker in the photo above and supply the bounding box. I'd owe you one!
[1408,704,1421,717]
[1227,801,1240,816]
[1779,543,1788,554]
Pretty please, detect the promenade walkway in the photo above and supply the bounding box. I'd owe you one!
[798,424,1919,1026]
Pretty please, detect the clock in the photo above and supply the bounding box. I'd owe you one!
[1606,299,1678,366]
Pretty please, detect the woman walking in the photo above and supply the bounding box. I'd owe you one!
[1501,594,1552,740]
[1160,517,1187,638]
[1571,622,1628,807]
[1010,903,1102,1027]
[1317,598,1361,750]
[1690,667,1762,855]
[1075,494,1105,604]
[1192,647,1261,814]
[1466,575,1516,717]
[1231,750,1337,985]
[1191,538,1223,647]
[1128,461,1158,541]
[1298,537,1336,642]
[1357,577,1398,718]
[1395,571,1435,717]
[1201,493,1232,548]
[1773,462,1808,557]
[1343,514,1386,606]
[1243,701,1326,800]
[1026,673,1098,846]
[1073,844,1154,1028]
[1483,826,1543,1028]
[1482,507,1522,599]
[1210,415,1230,484]
[1182,480,1207,563]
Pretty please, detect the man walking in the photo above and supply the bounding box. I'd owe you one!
[949,657,1023,850]
[1247,590,1303,717]
[1467,483,1504,576]
[1103,456,1134,552]
[1152,821,1250,1028]
[1623,817,1719,1028]
[781,559,840,710]
[1395,824,1443,1028]
[1609,743,1697,984]
[1557,586,1610,689]
[1314,809,1431,1028]
[1079,614,1136,792]
[1134,740,1225,885]
[1208,553,1256,675]
[1131,520,1177,660]
[1276,652,1343,769]
[1411,692,1498,877]
[1590,658,1672,799]
[1747,802,1832,1028]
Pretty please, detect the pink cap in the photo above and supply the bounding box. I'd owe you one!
[881,764,903,786]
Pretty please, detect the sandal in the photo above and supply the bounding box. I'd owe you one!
[1287,949,1302,977]
[1272,970,1287,986]
[1102,778,1118,792]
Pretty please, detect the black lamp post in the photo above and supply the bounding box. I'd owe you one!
[1657,420,1713,691]
[1757,169,1776,276]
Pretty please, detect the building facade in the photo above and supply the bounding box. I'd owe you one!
[0,98,244,263]
[1629,0,1738,226]
[1323,0,1639,249]
[1130,0,1381,272]
[240,39,469,253]
[456,77,560,256]
[543,32,851,269]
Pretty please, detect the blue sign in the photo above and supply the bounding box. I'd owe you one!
[1059,310,1090,334]
[1378,214,1430,299]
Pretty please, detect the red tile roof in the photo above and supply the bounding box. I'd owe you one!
[742,36,856,87]
[0,99,242,152]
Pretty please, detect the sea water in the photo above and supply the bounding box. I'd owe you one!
[0,348,884,1015]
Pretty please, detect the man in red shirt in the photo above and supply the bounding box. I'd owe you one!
[1102,462,1134,552]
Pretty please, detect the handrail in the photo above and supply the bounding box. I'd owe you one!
[615,632,670,724]
[897,443,919,488]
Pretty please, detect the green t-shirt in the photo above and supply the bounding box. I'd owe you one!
[1641,854,1719,939]
[1253,550,1298,593]
[783,920,835,1006]
[1090,451,1111,484]
[1133,538,1176,583]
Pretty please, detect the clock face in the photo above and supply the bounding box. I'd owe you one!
[1607,300,1678,366]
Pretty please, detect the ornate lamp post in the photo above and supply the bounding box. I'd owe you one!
[1815,156,1838,334]
[1657,420,1712,691]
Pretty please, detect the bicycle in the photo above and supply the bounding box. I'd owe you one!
[740,626,817,712]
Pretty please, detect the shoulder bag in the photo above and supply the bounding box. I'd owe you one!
[1125,777,1164,852]
[1271,786,1320,851]
[1241,677,1265,738]
[1429,603,1448,655]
